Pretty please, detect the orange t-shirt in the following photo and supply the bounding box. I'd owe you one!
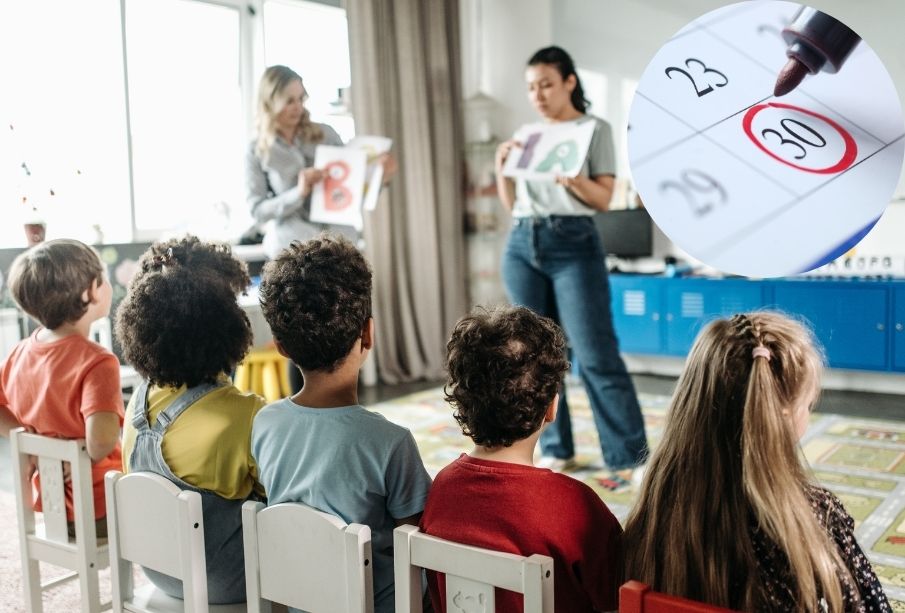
[0,330,124,520]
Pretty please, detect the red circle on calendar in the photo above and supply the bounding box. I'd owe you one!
[742,102,857,174]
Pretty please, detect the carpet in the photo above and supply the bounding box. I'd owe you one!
[368,385,905,610]
[0,486,147,612]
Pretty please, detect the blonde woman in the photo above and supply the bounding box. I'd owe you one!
[246,65,395,259]
[623,312,889,612]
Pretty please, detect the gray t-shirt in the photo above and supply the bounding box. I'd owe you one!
[251,400,432,613]
[512,114,616,218]
[245,124,347,258]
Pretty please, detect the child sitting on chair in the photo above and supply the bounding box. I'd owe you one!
[253,234,432,613]
[115,235,265,604]
[623,312,890,612]
[420,305,623,613]
[0,239,123,539]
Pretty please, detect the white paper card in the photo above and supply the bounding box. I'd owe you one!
[348,135,393,212]
[502,120,596,181]
[309,145,367,228]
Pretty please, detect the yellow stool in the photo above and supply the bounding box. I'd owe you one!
[234,347,292,402]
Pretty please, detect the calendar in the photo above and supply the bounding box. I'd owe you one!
[628,1,904,277]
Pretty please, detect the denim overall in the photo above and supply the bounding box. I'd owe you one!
[128,381,248,604]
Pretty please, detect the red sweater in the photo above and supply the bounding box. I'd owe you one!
[420,454,622,612]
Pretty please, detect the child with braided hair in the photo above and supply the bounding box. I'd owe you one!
[624,312,889,612]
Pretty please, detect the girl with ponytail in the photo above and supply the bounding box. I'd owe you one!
[624,312,889,612]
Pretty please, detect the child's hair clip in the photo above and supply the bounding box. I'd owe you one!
[752,346,772,361]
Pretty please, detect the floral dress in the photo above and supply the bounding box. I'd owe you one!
[750,485,890,612]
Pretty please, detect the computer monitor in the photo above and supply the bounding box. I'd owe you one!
[593,208,654,258]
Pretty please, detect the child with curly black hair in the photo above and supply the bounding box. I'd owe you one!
[115,235,264,604]
[253,234,432,613]
[420,305,623,613]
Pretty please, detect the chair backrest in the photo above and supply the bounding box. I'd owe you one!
[242,500,374,613]
[11,428,98,546]
[393,525,554,613]
[105,471,209,613]
[89,316,113,351]
[619,581,738,612]
[12,428,110,613]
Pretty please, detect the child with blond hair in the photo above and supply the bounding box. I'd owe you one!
[624,312,889,612]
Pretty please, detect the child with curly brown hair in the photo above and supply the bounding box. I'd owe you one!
[420,305,623,613]
[253,234,432,613]
[115,235,265,604]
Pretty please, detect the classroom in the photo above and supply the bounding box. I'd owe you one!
[1,0,904,611]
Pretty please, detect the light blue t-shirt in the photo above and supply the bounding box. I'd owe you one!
[251,400,432,613]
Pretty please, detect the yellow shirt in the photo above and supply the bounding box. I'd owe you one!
[122,381,266,499]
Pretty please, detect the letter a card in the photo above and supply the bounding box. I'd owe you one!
[501,120,596,181]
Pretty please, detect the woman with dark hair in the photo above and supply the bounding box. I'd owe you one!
[495,46,648,489]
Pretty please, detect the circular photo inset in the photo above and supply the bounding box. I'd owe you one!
[628,1,904,277]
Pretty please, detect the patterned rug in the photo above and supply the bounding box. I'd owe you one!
[369,385,905,610]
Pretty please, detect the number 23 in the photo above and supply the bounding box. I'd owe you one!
[665,58,729,97]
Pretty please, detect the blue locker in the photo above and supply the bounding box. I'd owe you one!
[772,282,888,371]
[664,279,765,356]
[894,288,905,372]
[608,275,664,354]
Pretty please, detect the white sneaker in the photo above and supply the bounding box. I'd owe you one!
[536,456,577,472]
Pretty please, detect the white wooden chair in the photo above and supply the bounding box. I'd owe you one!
[11,427,111,613]
[394,525,555,613]
[105,471,246,613]
[242,500,374,613]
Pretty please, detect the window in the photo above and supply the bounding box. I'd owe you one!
[0,0,354,248]
[125,0,248,240]
[0,0,131,247]
[577,68,608,119]
[263,0,354,141]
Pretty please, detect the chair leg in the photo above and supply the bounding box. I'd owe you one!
[79,564,102,613]
[21,558,43,613]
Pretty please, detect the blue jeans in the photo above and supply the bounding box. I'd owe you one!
[502,216,649,471]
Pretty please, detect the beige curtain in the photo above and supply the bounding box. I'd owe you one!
[347,0,467,384]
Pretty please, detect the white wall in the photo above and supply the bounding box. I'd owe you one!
[461,0,553,141]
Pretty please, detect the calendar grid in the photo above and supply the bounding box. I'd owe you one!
[699,134,905,263]
[627,0,904,276]
[634,91,798,201]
